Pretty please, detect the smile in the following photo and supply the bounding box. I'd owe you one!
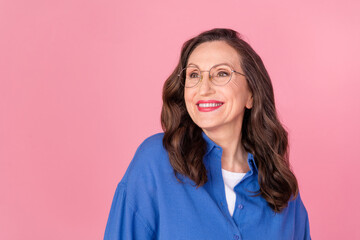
[196,102,224,112]
[198,103,223,107]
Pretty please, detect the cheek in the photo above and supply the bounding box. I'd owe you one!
[184,89,193,105]
[184,89,197,116]
[184,90,191,112]
[225,84,247,108]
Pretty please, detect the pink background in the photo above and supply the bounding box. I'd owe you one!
[1,0,359,239]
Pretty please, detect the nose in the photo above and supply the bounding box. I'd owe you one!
[198,72,215,95]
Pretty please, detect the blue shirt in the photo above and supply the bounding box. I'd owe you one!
[104,131,311,240]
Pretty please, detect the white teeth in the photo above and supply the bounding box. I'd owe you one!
[198,103,223,108]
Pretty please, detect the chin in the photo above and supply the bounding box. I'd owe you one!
[196,122,221,131]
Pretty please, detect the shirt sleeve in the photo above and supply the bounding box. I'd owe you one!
[295,193,311,240]
[104,183,155,240]
[303,212,311,240]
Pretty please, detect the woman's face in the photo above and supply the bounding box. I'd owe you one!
[184,40,253,133]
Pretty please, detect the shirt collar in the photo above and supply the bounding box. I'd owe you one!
[202,130,217,156]
[201,130,258,173]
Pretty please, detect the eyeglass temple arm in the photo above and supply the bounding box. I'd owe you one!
[233,70,246,76]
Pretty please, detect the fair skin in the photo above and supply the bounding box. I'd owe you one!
[184,41,253,173]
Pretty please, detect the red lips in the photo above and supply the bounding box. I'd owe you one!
[196,100,224,112]
[196,100,224,105]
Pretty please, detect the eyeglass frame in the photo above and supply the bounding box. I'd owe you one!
[177,63,246,88]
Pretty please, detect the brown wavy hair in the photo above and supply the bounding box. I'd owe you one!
[160,28,298,213]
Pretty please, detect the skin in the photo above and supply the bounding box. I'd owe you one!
[184,41,253,173]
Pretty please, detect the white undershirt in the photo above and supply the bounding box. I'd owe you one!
[221,168,246,216]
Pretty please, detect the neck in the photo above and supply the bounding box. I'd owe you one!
[203,127,250,173]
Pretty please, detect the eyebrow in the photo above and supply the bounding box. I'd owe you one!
[186,62,235,69]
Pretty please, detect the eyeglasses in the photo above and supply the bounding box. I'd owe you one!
[178,63,246,88]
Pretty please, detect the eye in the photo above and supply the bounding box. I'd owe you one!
[189,72,199,78]
[217,71,230,77]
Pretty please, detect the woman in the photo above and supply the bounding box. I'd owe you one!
[104,28,311,240]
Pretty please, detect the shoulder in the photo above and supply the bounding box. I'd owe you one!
[290,191,308,213]
[118,132,168,219]
[106,133,166,239]
[120,132,168,185]
[131,132,167,167]
[287,191,311,235]
[136,132,166,155]
[293,191,311,238]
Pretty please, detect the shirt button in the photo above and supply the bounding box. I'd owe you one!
[233,234,240,240]
[238,204,244,209]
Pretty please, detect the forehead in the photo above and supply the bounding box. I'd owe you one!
[187,41,241,69]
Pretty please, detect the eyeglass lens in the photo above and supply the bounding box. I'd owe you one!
[181,64,233,87]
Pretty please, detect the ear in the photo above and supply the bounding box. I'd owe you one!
[245,94,253,109]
